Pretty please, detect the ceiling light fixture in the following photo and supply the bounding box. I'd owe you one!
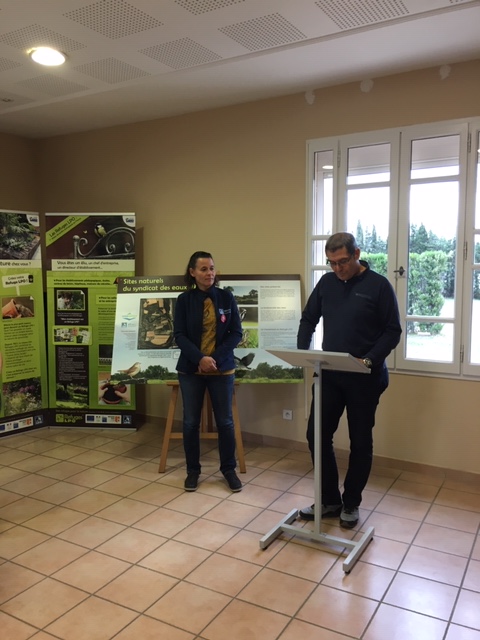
[29,47,66,66]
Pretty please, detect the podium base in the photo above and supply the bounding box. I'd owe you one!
[259,509,374,573]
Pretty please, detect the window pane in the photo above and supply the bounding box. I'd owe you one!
[476,133,480,228]
[346,187,390,252]
[312,240,326,266]
[405,321,454,361]
[408,182,458,325]
[347,144,390,185]
[313,150,333,235]
[471,270,480,364]
[411,136,459,179]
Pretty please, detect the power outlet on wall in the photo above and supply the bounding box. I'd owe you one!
[282,409,293,420]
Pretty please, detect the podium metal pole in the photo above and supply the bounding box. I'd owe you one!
[259,358,374,573]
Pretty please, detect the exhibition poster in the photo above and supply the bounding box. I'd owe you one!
[111,274,303,384]
[0,210,48,435]
[45,213,136,428]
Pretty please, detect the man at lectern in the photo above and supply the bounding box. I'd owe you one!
[297,232,401,529]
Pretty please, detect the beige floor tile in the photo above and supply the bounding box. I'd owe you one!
[365,473,396,493]
[0,467,29,485]
[473,536,480,560]
[68,450,117,466]
[37,461,89,480]
[201,598,289,640]
[186,552,261,596]
[453,590,480,630]
[96,455,149,473]
[278,619,352,639]
[18,440,63,455]
[288,477,315,498]
[322,558,394,600]
[385,572,458,619]
[0,496,54,524]
[0,450,35,466]
[375,493,430,520]
[94,497,158,525]
[218,529,287,566]
[10,455,58,473]
[45,595,137,640]
[52,550,131,591]
[146,581,230,634]
[113,615,195,640]
[0,518,15,533]
[139,539,211,578]
[297,584,378,637]
[401,545,468,586]
[426,504,480,534]
[71,435,114,449]
[388,478,440,501]
[127,481,183,506]
[362,511,421,543]
[363,603,447,640]
[96,439,140,455]
[0,577,88,627]
[398,469,445,486]
[414,522,475,557]
[204,499,262,528]
[174,517,239,551]
[244,507,292,534]
[436,487,480,513]
[2,473,57,502]
[57,515,126,548]
[267,458,313,476]
[14,537,88,575]
[97,565,178,611]
[22,505,88,535]
[94,474,151,497]
[238,566,316,615]
[0,562,44,602]
[40,444,89,460]
[62,489,121,514]
[267,538,337,581]
[354,534,408,570]
[66,467,118,488]
[30,480,88,504]
[444,479,480,495]
[133,506,196,537]
[0,525,49,559]
[0,610,37,640]
[96,527,166,562]
[28,632,61,639]
[464,559,480,592]
[0,487,25,507]
[125,461,164,481]
[268,491,313,514]
[445,624,480,639]
[250,469,299,491]
[227,483,284,509]
[165,491,223,517]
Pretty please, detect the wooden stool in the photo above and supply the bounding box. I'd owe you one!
[158,380,246,473]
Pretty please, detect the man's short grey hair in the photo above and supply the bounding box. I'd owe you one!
[325,232,359,255]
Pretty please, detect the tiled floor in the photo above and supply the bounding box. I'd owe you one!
[0,423,480,640]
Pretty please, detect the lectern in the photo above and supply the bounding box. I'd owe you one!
[260,348,374,573]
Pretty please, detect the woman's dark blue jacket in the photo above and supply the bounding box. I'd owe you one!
[174,285,243,374]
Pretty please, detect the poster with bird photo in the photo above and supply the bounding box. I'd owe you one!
[45,213,136,429]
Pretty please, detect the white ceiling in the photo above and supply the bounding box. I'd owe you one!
[0,0,479,139]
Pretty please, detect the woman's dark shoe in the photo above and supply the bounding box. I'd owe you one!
[223,470,242,492]
[184,472,200,491]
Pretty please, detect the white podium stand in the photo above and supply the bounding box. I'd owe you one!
[260,348,374,573]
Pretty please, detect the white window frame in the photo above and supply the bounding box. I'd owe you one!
[306,117,480,379]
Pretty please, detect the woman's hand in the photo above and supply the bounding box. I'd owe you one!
[198,356,217,373]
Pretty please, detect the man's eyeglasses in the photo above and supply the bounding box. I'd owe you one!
[326,255,353,268]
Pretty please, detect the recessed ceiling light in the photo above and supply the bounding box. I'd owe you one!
[29,47,66,66]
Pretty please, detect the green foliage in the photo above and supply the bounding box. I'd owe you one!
[407,251,447,334]
[361,252,387,277]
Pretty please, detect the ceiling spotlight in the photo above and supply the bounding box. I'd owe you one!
[29,47,66,66]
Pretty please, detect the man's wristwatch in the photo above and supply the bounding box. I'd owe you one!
[362,358,373,369]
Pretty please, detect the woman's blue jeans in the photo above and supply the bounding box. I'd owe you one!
[178,373,236,474]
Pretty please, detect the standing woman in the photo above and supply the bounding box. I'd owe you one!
[174,251,243,492]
